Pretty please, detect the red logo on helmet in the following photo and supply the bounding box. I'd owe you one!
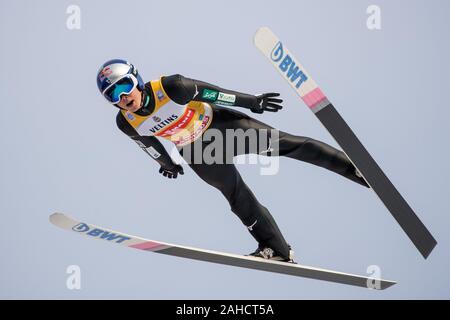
[99,67,113,81]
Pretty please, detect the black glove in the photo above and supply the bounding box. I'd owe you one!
[159,164,184,179]
[250,93,283,114]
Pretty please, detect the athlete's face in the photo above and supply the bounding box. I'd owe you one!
[117,87,142,112]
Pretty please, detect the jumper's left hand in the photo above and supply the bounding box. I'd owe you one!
[251,93,283,114]
[159,164,184,179]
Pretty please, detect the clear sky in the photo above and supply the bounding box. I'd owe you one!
[1,0,449,299]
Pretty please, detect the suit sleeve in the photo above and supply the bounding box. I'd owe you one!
[161,74,258,110]
[116,112,175,168]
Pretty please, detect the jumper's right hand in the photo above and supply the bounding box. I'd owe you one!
[159,164,184,179]
[251,93,284,114]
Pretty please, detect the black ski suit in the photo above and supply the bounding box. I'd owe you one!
[116,74,368,259]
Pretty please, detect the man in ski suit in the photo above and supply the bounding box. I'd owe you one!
[96,59,369,262]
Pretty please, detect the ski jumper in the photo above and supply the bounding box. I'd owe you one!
[116,74,368,259]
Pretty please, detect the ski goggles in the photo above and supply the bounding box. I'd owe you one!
[102,75,138,104]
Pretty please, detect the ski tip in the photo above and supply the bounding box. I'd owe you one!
[255,26,270,34]
[254,27,279,54]
[49,212,60,224]
[49,212,67,226]
[254,26,271,43]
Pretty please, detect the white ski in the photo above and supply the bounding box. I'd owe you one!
[254,27,436,259]
[50,213,395,290]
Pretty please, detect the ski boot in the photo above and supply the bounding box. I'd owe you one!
[248,245,296,263]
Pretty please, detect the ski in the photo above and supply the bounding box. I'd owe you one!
[50,213,395,290]
[254,27,437,259]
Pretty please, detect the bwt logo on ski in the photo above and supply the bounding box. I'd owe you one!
[72,223,131,243]
[270,41,308,89]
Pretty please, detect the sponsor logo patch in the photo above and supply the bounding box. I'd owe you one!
[173,115,210,146]
[202,89,218,101]
[72,223,131,244]
[158,109,195,137]
[149,114,179,133]
[156,90,165,101]
[147,146,161,159]
[126,112,135,121]
[217,92,236,104]
[98,67,113,83]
